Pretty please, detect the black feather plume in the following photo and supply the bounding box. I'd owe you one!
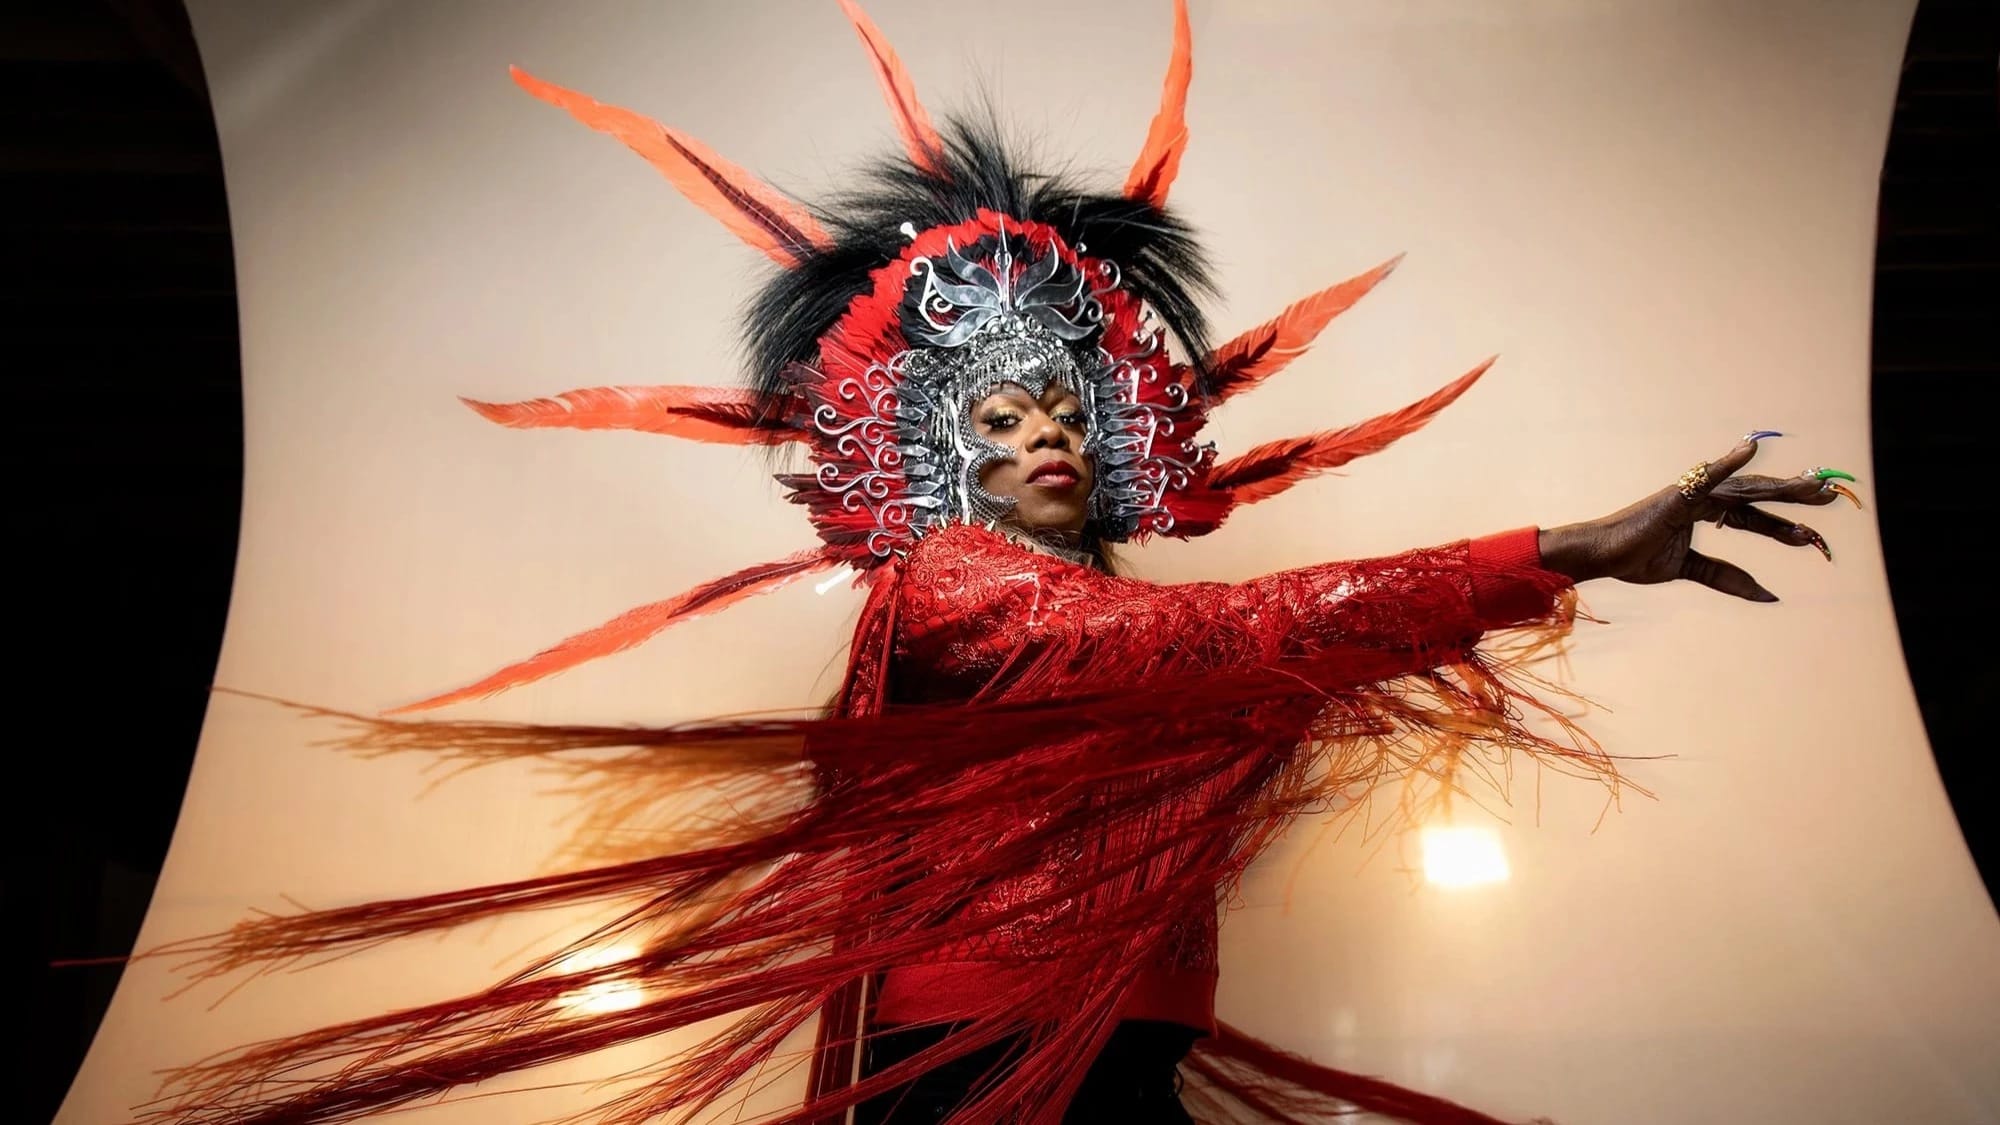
[739,110,1216,436]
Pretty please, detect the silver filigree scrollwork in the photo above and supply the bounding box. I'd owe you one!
[801,222,1205,554]
[1081,325,1213,540]
[809,358,930,557]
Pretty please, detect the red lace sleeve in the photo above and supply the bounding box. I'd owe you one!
[896,524,1570,690]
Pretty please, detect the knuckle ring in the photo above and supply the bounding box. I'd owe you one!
[1676,461,1711,501]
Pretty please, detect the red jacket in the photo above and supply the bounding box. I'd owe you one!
[827,523,1562,1036]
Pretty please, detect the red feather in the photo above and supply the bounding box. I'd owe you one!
[460,385,801,446]
[1210,358,1495,506]
[510,66,831,267]
[388,549,840,713]
[1207,255,1403,402]
[1123,0,1193,207]
[837,0,944,173]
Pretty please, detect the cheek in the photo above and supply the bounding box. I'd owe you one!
[976,455,1015,496]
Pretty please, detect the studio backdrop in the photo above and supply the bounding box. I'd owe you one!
[61,2,2000,1122]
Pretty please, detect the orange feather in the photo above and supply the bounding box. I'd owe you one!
[460,385,800,446]
[1209,357,1494,506]
[510,66,831,267]
[837,0,944,173]
[1207,255,1403,402]
[389,550,840,714]
[1123,0,1193,207]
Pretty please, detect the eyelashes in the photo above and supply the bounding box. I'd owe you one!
[978,411,1087,433]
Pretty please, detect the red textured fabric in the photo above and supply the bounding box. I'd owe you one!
[1469,527,1552,623]
[145,523,1609,1125]
[870,526,1571,1039]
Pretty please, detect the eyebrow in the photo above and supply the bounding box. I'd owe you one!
[983,384,1081,410]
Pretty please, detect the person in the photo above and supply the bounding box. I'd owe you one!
[143,3,1861,1123]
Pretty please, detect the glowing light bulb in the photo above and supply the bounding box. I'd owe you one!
[552,943,645,1014]
[1420,825,1510,888]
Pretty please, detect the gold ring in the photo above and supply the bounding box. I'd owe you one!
[1676,461,1710,501]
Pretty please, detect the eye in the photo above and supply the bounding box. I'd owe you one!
[1055,410,1087,429]
[981,412,1020,431]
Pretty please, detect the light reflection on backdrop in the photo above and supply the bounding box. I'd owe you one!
[1420,825,1509,889]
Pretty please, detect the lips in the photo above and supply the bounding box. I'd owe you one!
[1026,460,1082,488]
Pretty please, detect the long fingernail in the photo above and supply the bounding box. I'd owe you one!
[1826,482,1864,509]
[1813,467,1857,482]
[1744,430,1783,442]
[1753,585,1781,603]
[1803,529,1832,562]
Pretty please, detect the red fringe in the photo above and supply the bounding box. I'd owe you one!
[143,554,1619,1124]
[1185,1023,1550,1124]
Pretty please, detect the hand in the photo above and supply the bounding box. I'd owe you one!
[1537,434,1862,601]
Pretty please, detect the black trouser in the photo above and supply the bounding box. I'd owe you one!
[853,1020,1199,1123]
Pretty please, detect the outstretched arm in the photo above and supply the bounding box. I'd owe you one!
[897,436,1858,687]
[897,524,1572,686]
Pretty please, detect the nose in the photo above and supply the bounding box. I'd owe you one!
[1023,410,1070,452]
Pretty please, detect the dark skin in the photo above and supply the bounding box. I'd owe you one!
[1536,437,1851,598]
[976,389,1855,596]
[973,382,1095,537]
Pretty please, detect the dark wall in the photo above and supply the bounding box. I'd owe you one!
[1871,0,1998,901]
[4,3,239,1119]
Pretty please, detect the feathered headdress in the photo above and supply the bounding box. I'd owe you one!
[400,0,1492,713]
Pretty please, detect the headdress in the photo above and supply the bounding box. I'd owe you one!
[400,0,1493,713]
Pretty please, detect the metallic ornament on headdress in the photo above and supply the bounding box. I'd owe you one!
[895,229,1100,527]
[396,0,1495,713]
[872,225,1209,538]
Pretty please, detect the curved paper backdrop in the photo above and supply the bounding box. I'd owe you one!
[61,1,2000,1122]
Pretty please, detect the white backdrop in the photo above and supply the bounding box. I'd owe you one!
[62,2,2000,1122]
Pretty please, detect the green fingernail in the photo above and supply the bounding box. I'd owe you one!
[1814,468,1856,482]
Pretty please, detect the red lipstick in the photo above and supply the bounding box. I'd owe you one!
[1026,461,1082,489]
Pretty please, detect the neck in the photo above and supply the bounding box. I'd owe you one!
[993,520,1098,569]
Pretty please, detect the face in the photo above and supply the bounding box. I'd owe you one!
[973,381,1095,537]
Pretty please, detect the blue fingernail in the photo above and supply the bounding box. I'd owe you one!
[1745,430,1783,442]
